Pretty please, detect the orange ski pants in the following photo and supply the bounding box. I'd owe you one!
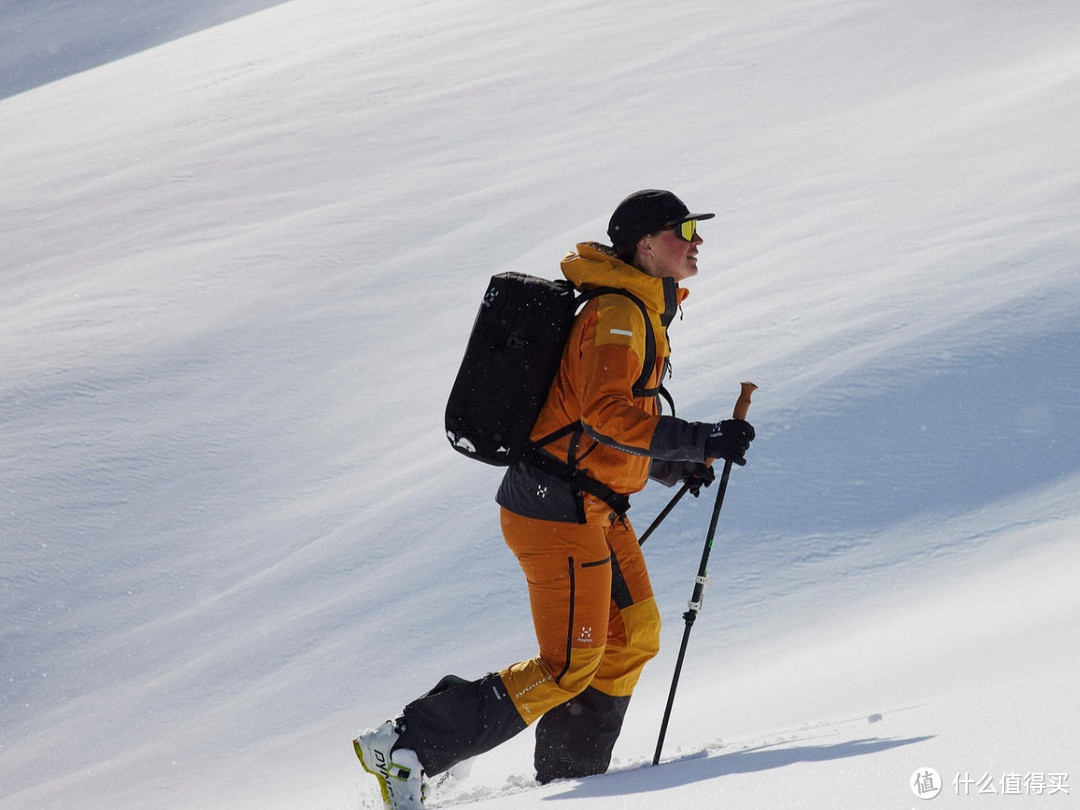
[497,508,662,726]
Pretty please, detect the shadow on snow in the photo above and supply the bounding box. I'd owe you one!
[550,735,936,799]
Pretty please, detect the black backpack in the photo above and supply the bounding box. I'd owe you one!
[445,272,663,470]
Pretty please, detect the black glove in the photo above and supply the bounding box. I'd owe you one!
[704,419,755,466]
[682,461,716,496]
[648,459,715,495]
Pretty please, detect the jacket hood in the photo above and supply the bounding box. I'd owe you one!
[561,242,688,323]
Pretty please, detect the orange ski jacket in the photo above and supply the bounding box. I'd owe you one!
[496,243,711,524]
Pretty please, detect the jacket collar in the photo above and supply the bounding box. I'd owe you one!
[561,242,687,324]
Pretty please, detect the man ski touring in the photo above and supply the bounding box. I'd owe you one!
[354,189,756,808]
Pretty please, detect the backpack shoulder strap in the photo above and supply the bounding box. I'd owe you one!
[576,287,657,397]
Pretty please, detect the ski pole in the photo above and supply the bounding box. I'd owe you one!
[652,381,757,766]
[637,481,692,547]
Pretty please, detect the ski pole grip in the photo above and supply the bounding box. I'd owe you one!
[732,381,757,420]
[704,382,757,467]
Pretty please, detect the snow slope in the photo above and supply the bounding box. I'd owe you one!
[2,1,1079,808]
[0,0,290,100]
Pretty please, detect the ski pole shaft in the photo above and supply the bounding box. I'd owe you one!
[652,381,756,766]
[638,482,692,547]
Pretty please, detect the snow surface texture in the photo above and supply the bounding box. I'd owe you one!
[3,1,1079,808]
